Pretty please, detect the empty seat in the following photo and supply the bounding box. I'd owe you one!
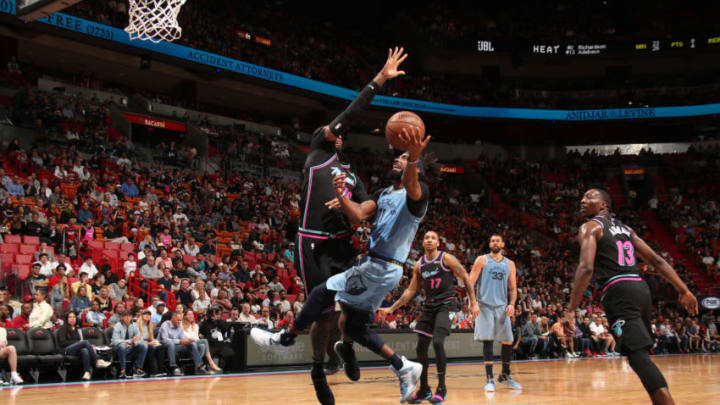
[5,328,37,369]
[15,254,32,265]
[1,253,14,270]
[1,244,19,254]
[28,328,65,367]
[23,236,40,245]
[19,245,37,255]
[88,240,104,250]
[4,234,21,244]
[82,327,106,347]
[104,242,120,251]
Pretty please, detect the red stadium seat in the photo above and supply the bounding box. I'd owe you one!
[105,242,120,251]
[15,255,32,265]
[120,243,135,253]
[1,244,19,255]
[183,255,195,265]
[1,253,14,267]
[19,245,37,255]
[4,235,21,244]
[22,236,39,245]
[88,240,104,251]
[16,264,30,280]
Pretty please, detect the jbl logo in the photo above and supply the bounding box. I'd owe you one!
[477,41,495,52]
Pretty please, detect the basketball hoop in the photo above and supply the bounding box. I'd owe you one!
[125,0,187,43]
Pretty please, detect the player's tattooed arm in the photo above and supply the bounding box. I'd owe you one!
[380,261,421,316]
[568,221,601,314]
[331,173,377,223]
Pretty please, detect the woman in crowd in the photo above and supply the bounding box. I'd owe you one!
[181,310,221,372]
[137,309,166,376]
[95,286,112,312]
[70,285,91,314]
[50,274,72,312]
[56,312,111,380]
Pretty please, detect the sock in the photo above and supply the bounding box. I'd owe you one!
[483,341,494,379]
[11,371,19,377]
[437,371,445,388]
[432,334,447,388]
[390,353,403,370]
[501,344,513,375]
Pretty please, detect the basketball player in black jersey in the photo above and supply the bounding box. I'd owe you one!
[296,47,408,405]
[380,231,480,404]
[567,189,698,405]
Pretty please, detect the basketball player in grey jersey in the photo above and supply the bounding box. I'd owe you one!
[469,234,521,391]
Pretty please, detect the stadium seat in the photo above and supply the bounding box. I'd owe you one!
[27,328,64,382]
[23,235,40,245]
[15,254,32,265]
[1,244,19,254]
[1,253,14,270]
[120,242,135,253]
[19,244,37,255]
[5,328,36,370]
[16,264,31,281]
[4,234,21,244]
[104,242,120,251]
[88,240,104,251]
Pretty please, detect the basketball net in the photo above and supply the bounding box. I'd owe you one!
[125,0,187,43]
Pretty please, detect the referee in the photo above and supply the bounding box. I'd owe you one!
[295,47,408,405]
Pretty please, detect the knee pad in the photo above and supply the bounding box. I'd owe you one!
[627,349,668,394]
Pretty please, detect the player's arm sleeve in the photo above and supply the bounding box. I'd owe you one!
[406,181,429,218]
[327,81,380,136]
[350,177,371,203]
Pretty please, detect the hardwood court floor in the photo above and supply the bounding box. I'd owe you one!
[3,355,718,404]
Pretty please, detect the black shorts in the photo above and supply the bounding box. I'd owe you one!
[602,279,653,354]
[414,303,454,338]
[295,234,356,294]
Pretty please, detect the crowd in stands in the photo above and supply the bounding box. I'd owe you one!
[0,68,718,384]
[61,0,720,108]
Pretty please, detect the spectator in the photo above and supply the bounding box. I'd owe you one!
[86,299,107,327]
[56,312,111,380]
[182,310,221,372]
[158,312,207,376]
[151,301,166,324]
[70,285,92,314]
[110,278,129,301]
[199,306,234,369]
[79,256,99,279]
[10,302,33,330]
[0,324,24,384]
[28,289,53,329]
[26,262,49,295]
[107,302,126,327]
[110,310,148,378]
[238,303,257,324]
[137,309,166,377]
[256,306,273,329]
[521,313,546,359]
[123,252,137,278]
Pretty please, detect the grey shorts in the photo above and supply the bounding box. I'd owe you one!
[473,304,513,342]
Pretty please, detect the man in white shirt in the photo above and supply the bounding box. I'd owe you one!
[79,257,99,279]
[267,275,284,293]
[52,253,74,276]
[237,303,257,324]
[37,254,54,278]
[28,290,53,329]
[277,291,292,313]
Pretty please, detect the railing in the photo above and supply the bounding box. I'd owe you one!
[128,271,176,310]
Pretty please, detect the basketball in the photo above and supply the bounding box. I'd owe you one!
[385,110,425,150]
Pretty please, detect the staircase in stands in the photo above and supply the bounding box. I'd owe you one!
[640,209,711,294]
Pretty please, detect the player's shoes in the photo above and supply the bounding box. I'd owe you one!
[498,373,522,389]
[334,341,360,381]
[391,356,422,403]
[484,378,496,392]
[408,386,432,403]
[428,386,447,403]
[250,328,294,353]
[311,361,335,405]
